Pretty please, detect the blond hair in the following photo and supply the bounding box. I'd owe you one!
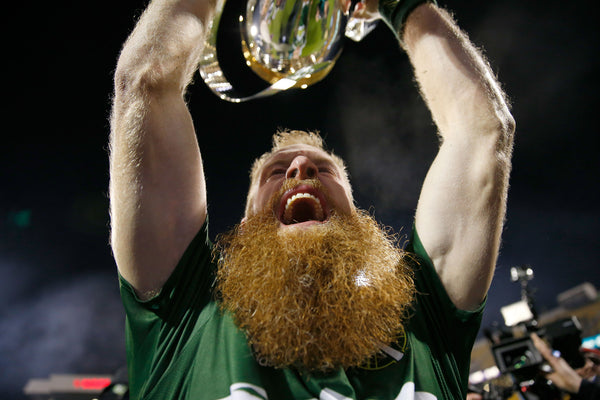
[244,129,350,216]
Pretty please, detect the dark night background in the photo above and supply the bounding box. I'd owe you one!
[2,0,598,398]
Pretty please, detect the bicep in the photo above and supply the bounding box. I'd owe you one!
[414,133,509,310]
[110,89,207,296]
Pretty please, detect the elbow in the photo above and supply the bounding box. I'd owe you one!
[471,100,515,166]
[113,58,176,100]
[494,108,515,166]
[465,110,515,189]
[468,83,517,159]
[487,81,516,158]
[113,62,141,98]
[499,108,516,144]
[113,41,192,99]
[113,20,206,98]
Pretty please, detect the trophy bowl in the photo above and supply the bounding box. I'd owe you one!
[198,0,376,102]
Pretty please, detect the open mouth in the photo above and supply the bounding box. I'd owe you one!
[278,185,329,225]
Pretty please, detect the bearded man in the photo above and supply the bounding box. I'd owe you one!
[109,0,515,399]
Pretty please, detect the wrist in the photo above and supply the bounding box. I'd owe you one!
[569,376,583,394]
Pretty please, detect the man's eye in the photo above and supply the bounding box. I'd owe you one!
[267,169,286,179]
[318,167,334,174]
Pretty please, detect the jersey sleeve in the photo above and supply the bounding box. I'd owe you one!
[405,226,485,392]
[118,220,217,397]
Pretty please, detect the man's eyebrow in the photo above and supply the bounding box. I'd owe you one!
[277,149,333,162]
[262,158,289,171]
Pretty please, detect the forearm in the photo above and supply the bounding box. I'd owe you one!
[403,4,514,151]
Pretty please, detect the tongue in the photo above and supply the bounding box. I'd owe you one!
[284,197,324,224]
[289,200,319,223]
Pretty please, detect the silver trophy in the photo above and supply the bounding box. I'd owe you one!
[199,0,377,102]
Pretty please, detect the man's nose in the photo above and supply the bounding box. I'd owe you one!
[286,156,317,180]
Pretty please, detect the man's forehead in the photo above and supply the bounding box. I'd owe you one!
[265,144,334,165]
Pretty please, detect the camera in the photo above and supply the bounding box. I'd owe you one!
[475,265,588,399]
[491,316,584,382]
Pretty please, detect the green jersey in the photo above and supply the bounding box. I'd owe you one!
[119,221,483,399]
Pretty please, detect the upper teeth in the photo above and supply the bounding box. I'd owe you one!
[283,192,324,222]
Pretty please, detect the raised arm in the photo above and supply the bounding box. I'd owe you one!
[403,4,515,310]
[109,0,215,297]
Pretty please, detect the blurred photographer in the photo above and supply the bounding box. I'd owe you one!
[532,333,599,399]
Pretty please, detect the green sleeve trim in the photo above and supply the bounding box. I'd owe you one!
[378,0,437,43]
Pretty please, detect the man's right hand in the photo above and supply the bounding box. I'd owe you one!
[349,0,380,22]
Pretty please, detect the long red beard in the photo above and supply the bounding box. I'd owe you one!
[215,190,416,372]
